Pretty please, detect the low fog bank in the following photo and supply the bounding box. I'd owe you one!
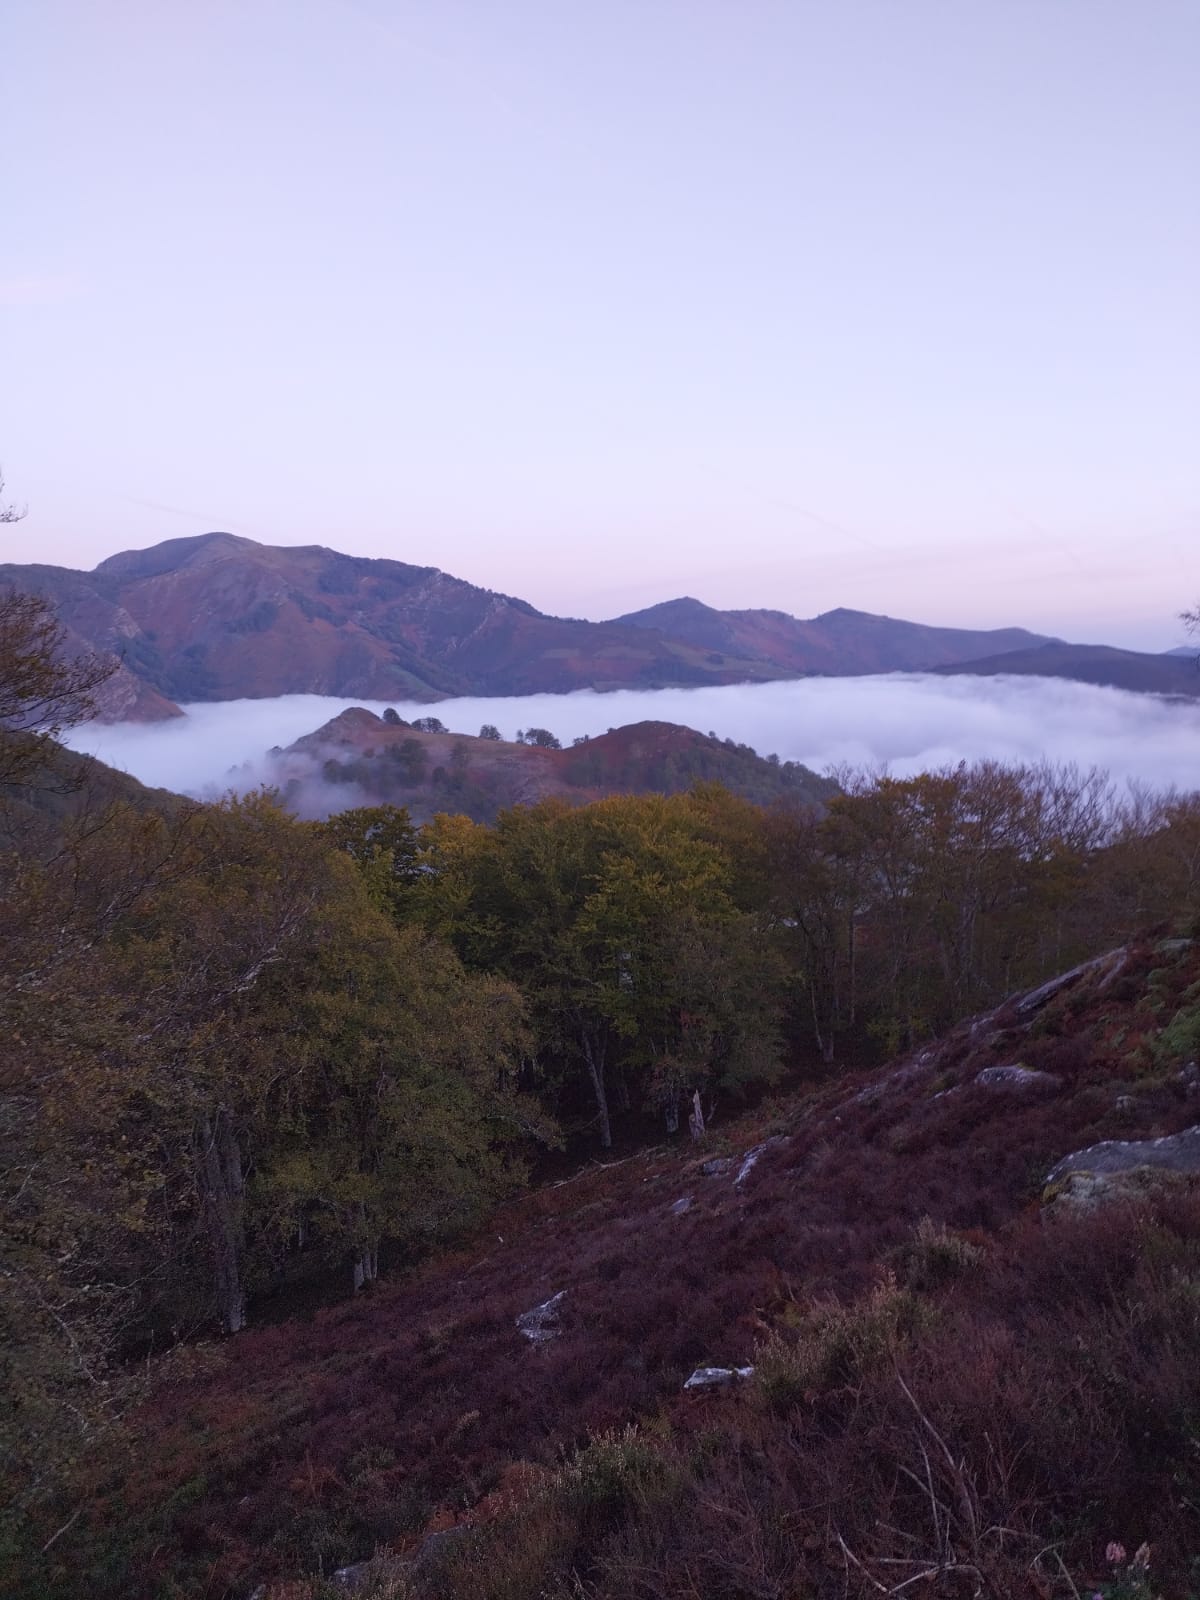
[65,674,1200,806]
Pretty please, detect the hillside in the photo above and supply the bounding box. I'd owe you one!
[37,932,1200,1600]
[934,640,1200,698]
[0,535,787,712]
[272,709,838,821]
[614,596,1054,673]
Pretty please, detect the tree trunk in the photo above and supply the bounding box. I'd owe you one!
[352,1245,379,1293]
[198,1106,246,1335]
[581,1028,612,1148]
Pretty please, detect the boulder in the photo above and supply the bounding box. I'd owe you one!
[670,1195,694,1216]
[1012,948,1126,1017]
[700,1157,733,1177]
[331,1527,468,1590]
[516,1289,567,1344]
[974,1064,1062,1095]
[735,1137,785,1188]
[683,1365,755,1390]
[1046,1124,1200,1185]
[1045,1167,1188,1213]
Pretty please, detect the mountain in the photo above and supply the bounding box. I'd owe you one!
[933,640,1200,698]
[60,933,1200,1599]
[614,596,1054,673]
[271,709,838,821]
[0,535,788,718]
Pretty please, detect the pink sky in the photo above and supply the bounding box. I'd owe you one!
[3,0,1197,649]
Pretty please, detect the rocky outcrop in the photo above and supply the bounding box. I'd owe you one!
[516,1290,567,1344]
[1045,1168,1190,1212]
[734,1137,785,1188]
[683,1365,755,1390]
[975,1064,1062,1095]
[1046,1125,1200,1188]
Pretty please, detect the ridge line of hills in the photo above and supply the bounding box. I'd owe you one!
[1,531,1196,721]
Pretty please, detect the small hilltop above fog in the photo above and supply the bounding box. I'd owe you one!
[268,708,839,822]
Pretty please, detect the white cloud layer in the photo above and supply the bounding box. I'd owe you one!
[65,674,1200,805]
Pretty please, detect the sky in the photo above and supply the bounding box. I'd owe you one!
[4,0,1198,648]
[65,677,1200,806]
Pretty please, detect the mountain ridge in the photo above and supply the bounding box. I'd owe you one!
[2,532,1179,719]
[613,594,1057,673]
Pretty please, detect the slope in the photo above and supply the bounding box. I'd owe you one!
[38,934,1200,1600]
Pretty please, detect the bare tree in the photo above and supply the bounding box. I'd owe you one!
[0,468,27,525]
[0,473,116,785]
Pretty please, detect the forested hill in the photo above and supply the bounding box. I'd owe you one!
[273,709,839,821]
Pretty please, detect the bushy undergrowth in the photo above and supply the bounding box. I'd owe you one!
[13,941,1200,1600]
[321,1197,1200,1600]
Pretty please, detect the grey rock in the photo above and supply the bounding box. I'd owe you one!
[1013,948,1125,1017]
[1115,1094,1137,1115]
[330,1527,468,1591]
[670,1195,694,1216]
[516,1289,567,1344]
[683,1364,755,1390]
[735,1136,785,1188]
[332,1556,407,1592]
[700,1156,733,1177]
[975,1064,1062,1095]
[413,1526,467,1567]
[1046,1124,1200,1185]
[1045,1167,1188,1213]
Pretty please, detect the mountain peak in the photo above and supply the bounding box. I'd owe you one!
[94,531,262,580]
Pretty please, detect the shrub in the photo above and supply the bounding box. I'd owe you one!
[754,1273,929,1412]
[893,1216,984,1291]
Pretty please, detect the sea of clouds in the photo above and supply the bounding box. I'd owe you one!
[64,674,1200,805]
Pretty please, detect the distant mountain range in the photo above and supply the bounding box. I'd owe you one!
[614,596,1051,676]
[1,532,1192,720]
[931,641,1200,698]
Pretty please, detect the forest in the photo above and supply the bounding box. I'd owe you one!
[4,586,1200,1598]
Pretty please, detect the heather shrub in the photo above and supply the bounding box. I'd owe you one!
[555,1425,679,1525]
[754,1273,929,1412]
[893,1215,984,1290]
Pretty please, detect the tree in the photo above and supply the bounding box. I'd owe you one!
[523,727,562,749]
[478,723,502,741]
[417,793,784,1147]
[259,922,539,1294]
[0,475,116,787]
[411,715,447,734]
[315,804,420,916]
[0,591,117,790]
